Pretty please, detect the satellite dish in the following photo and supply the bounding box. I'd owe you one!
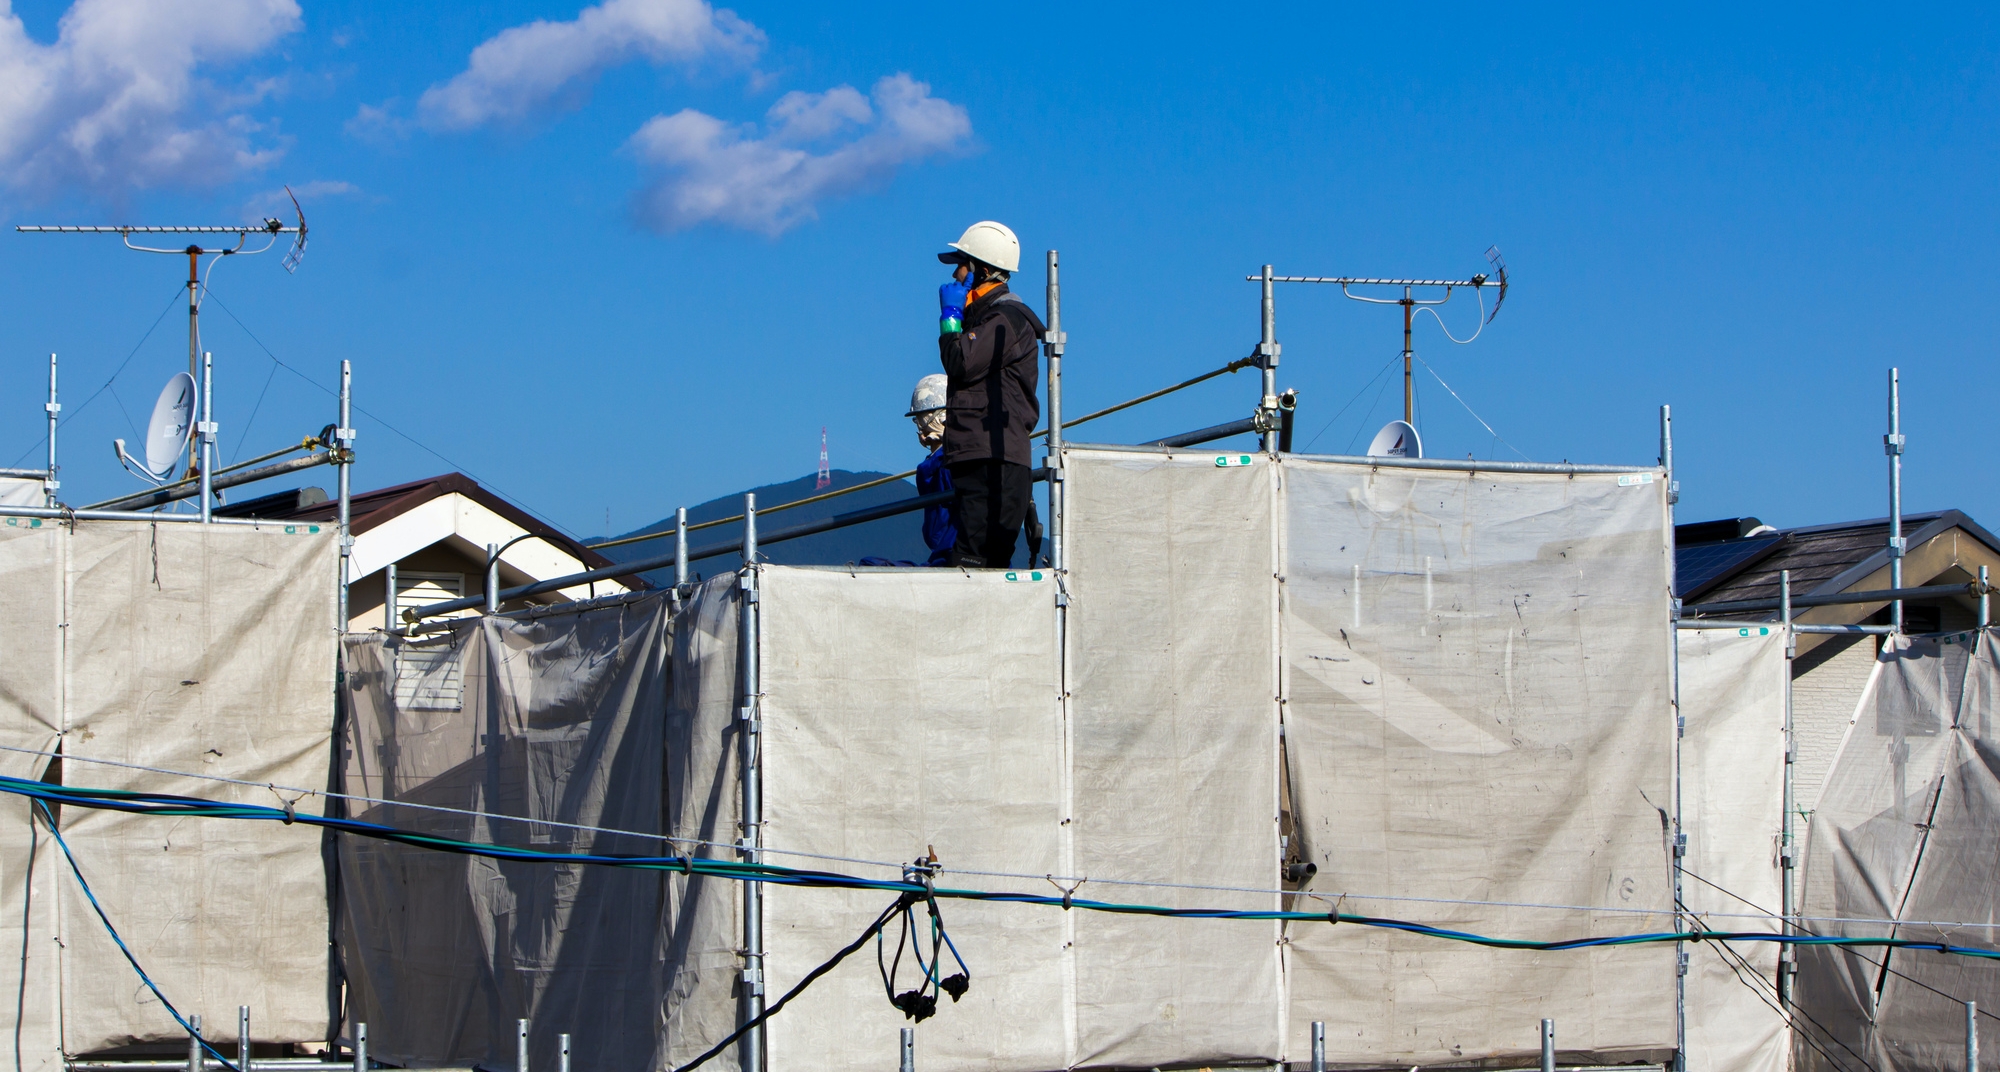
[1366,420,1422,459]
[142,373,197,478]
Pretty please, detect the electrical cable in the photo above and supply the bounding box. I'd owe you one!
[1696,913,1875,1072]
[198,290,588,542]
[672,894,911,1072]
[1414,355,1531,461]
[33,801,240,1072]
[1344,359,1404,456]
[1299,351,1402,453]
[9,773,2000,963]
[7,283,186,468]
[233,359,282,465]
[1412,287,1488,346]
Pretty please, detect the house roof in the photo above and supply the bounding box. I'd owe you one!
[1677,509,2000,607]
[265,473,646,589]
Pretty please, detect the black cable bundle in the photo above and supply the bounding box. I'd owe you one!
[879,855,972,1021]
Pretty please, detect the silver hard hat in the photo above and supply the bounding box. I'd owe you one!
[906,373,948,416]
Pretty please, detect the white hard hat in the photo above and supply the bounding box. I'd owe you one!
[938,220,1020,273]
[906,373,948,416]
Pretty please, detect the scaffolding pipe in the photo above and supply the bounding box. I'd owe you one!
[1311,1021,1326,1072]
[0,505,281,527]
[516,1019,529,1072]
[1780,570,1796,1007]
[1983,566,1991,630]
[1889,368,1905,634]
[237,1008,250,1072]
[1258,264,1279,452]
[46,353,58,507]
[558,1035,570,1072]
[899,1028,914,1072]
[198,351,215,524]
[0,467,50,479]
[1969,1001,1979,1072]
[1663,403,1685,1072]
[187,1014,201,1072]
[353,1022,366,1072]
[1149,415,1261,449]
[739,493,765,1072]
[675,507,689,588]
[1541,1018,1555,1072]
[1045,248,1065,577]
[338,361,353,633]
[88,451,339,512]
[87,437,328,509]
[485,544,500,615]
[384,564,398,633]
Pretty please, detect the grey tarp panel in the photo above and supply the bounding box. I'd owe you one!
[1679,625,1789,1072]
[1280,459,1676,1066]
[1797,629,2000,1072]
[755,567,1066,1072]
[44,522,338,1052]
[338,592,672,1071]
[662,575,742,1069]
[1063,447,1285,1069]
[0,520,65,1072]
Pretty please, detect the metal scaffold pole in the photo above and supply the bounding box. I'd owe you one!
[1258,264,1279,452]
[1045,249,1065,574]
[1779,569,1797,1006]
[337,361,354,631]
[198,351,215,524]
[45,353,58,507]
[1662,404,1686,1072]
[1887,368,1905,634]
[739,493,764,1072]
[676,507,690,589]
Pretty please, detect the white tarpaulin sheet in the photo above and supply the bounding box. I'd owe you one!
[1280,458,1676,1066]
[1798,629,2000,1072]
[1063,447,1284,1068]
[1679,625,1789,1072]
[0,520,337,1059]
[0,519,65,1072]
[339,592,672,1072]
[756,567,1066,1072]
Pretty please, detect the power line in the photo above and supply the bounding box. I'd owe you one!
[7,283,184,467]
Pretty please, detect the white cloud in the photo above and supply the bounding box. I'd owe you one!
[0,0,300,198]
[417,0,762,131]
[626,73,970,236]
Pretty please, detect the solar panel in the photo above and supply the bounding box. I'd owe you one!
[1676,535,1783,599]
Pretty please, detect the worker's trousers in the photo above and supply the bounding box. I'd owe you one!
[946,460,1031,569]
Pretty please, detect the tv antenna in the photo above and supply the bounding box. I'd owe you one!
[816,427,831,490]
[17,187,308,381]
[1249,247,1506,453]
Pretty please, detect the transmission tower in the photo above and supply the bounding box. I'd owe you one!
[816,427,830,490]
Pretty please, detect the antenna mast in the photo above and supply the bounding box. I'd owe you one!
[1249,247,1507,433]
[18,189,308,381]
[816,427,831,490]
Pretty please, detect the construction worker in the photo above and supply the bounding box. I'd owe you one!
[936,220,1044,568]
[907,374,957,567]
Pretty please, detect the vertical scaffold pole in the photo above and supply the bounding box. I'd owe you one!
[1888,368,1905,634]
[1540,1018,1555,1072]
[237,1007,250,1072]
[186,1013,202,1072]
[384,564,398,633]
[516,1018,529,1072]
[1311,1021,1326,1072]
[1044,249,1065,574]
[485,545,500,615]
[1779,569,1797,1006]
[1968,1001,1979,1072]
[1259,264,1279,452]
[337,361,354,631]
[1662,404,1686,1072]
[1981,566,1990,630]
[45,353,58,507]
[739,493,764,1072]
[352,1022,367,1072]
[198,351,215,524]
[676,507,690,588]
[899,1027,915,1072]
[558,1033,571,1072]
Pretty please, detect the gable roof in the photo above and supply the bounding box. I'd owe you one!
[266,473,645,588]
[1678,509,2000,607]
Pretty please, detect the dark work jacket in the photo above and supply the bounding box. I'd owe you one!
[938,283,1044,466]
[915,446,956,566]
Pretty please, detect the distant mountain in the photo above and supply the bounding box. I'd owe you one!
[588,470,933,587]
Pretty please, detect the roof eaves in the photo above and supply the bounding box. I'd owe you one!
[1807,510,1982,597]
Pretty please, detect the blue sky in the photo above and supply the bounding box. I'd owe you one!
[0,1,1993,539]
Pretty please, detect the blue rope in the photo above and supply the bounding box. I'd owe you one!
[34,801,241,1072]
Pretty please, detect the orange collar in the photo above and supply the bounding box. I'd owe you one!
[967,281,1003,307]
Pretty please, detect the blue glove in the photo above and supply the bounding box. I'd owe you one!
[939,278,971,335]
